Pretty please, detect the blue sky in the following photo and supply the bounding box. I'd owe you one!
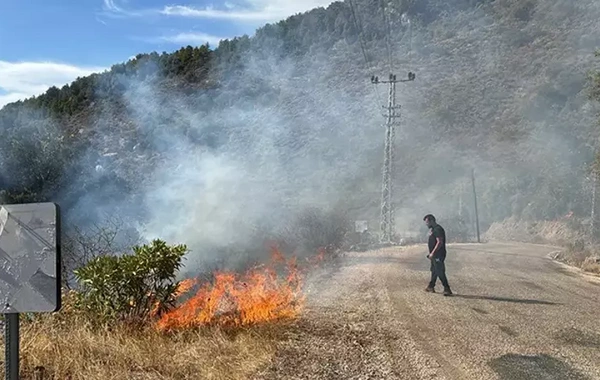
[0,0,334,108]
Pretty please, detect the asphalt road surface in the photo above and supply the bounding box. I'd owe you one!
[254,242,600,380]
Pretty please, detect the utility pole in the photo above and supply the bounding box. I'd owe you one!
[458,180,464,218]
[591,173,598,243]
[471,168,481,243]
[589,146,600,243]
[371,72,415,244]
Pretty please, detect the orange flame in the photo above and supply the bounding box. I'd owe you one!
[149,278,199,318]
[155,247,306,331]
[175,278,198,297]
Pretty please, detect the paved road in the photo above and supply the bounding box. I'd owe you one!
[255,242,600,380]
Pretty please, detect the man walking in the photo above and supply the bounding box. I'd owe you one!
[423,214,453,296]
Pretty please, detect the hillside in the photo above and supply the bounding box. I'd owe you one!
[1,0,600,271]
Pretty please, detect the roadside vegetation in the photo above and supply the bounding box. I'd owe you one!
[0,211,347,379]
[1,1,600,376]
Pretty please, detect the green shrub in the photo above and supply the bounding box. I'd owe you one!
[73,239,188,325]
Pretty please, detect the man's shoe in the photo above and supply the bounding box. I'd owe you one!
[425,287,435,293]
[443,288,453,296]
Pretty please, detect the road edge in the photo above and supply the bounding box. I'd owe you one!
[546,250,600,284]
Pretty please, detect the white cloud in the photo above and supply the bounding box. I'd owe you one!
[0,61,106,109]
[100,0,335,23]
[133,32,227,47]
[100,0,147,17]
[159,32,226,46]
[103,0,123,12]
[161,0,335,23]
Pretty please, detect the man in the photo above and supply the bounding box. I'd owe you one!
[423,214,452,296]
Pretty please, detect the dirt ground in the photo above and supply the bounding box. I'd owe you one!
[252,243,600,380]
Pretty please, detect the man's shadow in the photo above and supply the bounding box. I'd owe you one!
[452,294,560,305]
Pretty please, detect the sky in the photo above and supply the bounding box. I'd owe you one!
[0,0,335,108]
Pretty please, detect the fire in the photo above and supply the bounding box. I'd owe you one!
[155,246,305,331]
[174,278,197,297]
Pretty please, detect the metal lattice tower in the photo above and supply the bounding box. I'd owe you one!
[372,72,415,243]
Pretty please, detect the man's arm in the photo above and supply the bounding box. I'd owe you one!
[428,229,444,259]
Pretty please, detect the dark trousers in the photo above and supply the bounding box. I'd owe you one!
[429,257,450,289]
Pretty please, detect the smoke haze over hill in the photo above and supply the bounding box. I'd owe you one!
[1,0,600,271]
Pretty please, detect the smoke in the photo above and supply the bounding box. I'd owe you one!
[2,0,600,271]
[116,47,383,267]
[72,0,600,256]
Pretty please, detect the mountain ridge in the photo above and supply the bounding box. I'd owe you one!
[1,0,599,260]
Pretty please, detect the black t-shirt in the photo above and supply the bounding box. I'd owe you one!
[428,224,447,259]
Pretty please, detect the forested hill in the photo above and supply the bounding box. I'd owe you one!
[1,0,600,255]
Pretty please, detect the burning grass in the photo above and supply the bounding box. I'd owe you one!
[156,246,317,331]
[0,246,332,379]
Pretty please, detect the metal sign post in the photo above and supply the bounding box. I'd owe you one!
[0,203,61,380]
[5,314,19,380]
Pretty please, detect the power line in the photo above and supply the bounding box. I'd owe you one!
[349,0,372,73]
[407,15,413,70]
[371,3,418,243]
[384,1,415,73]
[371,72,416,243]
[379,0,395,73]
[348,0,382,105]
[360,0,415,244]
[351,0,417,243]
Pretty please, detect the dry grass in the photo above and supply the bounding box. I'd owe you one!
[0,242,332,379]
[581,257,600,274]
[553,244,600,276]
[0,314,279,380]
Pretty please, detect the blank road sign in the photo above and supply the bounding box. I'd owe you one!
[0,203,61,313]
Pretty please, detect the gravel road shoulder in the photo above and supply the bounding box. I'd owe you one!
[253,243,600,380]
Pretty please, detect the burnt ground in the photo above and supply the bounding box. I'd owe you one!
[251,242,600,380]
